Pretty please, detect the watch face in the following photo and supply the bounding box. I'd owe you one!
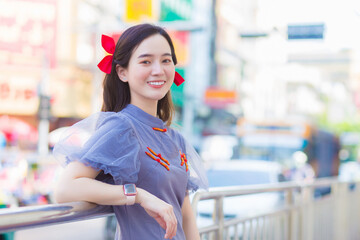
[124,184,137,195]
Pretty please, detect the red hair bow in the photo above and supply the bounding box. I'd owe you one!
[174,71,185,86]
[97,35,116,74]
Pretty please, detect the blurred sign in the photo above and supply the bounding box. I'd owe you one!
[204,87,237,108]
[287,24,325,40]
[124,0,156,22]
[0,73,39,115]
[50,67,93,118]
[168,31,189,66]
[0,0,57,68]
[160,0,192,21]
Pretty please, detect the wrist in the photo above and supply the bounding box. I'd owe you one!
[135,188,146,205]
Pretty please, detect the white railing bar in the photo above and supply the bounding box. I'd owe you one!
[198,224,219,233]
[193,177,341,201]
[0,201,113,233]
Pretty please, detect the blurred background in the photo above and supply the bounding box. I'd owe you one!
[1,0,360,239]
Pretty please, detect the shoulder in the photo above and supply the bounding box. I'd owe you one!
[96,111,134,132]
[167,127,186,148]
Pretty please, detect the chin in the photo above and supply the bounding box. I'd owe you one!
[154,94,168,101]
[152,91,170,100]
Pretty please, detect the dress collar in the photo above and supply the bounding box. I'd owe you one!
[122,104,166,128]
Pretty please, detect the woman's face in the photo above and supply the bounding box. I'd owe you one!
[119,34,175,106]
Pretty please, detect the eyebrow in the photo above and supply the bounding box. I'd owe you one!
[138,53,172,58]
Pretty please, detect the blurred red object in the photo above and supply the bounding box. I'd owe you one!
[0,116,38,146]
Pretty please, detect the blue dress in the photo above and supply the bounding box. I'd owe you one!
[53,104,208,240]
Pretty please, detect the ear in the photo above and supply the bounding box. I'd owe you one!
[116,65,128,82]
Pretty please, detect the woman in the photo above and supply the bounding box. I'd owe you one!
[53,23,208,240]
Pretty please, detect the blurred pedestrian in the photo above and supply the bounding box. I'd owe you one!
[53,23,208,240]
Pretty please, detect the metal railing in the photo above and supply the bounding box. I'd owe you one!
[0,201,113,233]
[191,177,360,240]
[0,177,359,240]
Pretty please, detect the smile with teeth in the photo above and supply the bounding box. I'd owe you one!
[148,81,165,86]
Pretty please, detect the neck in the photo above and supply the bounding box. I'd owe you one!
[130,99,158,117]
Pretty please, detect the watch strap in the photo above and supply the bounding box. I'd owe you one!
[125,195,136,205]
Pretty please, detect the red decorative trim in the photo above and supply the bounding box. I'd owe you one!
[152,127,167,132]
[179,150,188,172]
[146,147,170,171]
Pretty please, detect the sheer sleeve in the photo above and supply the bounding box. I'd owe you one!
[181,137,209,193]
[53,112,140,184]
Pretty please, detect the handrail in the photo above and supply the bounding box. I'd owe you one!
[190,177,339,212]
[0,201,113,233]
[0,177,352,235]
[191,177,360,240]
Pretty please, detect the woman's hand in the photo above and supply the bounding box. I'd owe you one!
[136,188,177,239]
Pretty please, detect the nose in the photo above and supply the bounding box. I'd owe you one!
[151,61,165,75]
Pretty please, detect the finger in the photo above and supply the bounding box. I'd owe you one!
[167,212,177,239]
[170,221,177,239]
[169,212,177,238]
[164,216,173,239]
[172,215,178,238]
[164,213,176,239]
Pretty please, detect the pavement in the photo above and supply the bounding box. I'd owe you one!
[14,217,106,240]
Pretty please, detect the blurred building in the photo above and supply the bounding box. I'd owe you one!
[213,0,360,127]
[0,0,95,151]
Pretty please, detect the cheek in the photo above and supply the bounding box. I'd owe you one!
[166,67,176,81]
[130,66,150,80]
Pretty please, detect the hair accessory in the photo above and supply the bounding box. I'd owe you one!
[97,35,116,74]
[174,71,185,86]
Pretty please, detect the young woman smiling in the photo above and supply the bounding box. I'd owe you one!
[53,23,208,240]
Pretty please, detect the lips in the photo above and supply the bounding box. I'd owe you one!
[147,81,165,87]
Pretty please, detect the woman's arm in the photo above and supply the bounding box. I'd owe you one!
[55,161,128,205]
[181,194,200,240]
[55,161,177,239]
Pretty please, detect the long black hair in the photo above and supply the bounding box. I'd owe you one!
[101,24,177,126]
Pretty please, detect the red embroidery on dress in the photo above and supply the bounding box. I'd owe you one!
[146,147,170,171]
[179,150,188,172]
[152,127,167,132]
[147,147,170,165]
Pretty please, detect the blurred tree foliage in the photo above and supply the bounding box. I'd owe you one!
[316,113,360,135]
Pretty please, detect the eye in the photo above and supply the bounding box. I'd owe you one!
[163,59,172,63]
[140,60,151,64]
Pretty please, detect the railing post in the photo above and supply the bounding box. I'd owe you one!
[286,188,295,240]
[333,182,348,240]
[300,186,314,240]
[213,196,224,240]
[355,182,360,237]
[191,192,201,215]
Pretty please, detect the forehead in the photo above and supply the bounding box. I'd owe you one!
[132,34,172,57]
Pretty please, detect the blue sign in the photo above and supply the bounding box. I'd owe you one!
[287,24,325,40]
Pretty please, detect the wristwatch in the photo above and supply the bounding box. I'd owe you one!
[123,184,137,205]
